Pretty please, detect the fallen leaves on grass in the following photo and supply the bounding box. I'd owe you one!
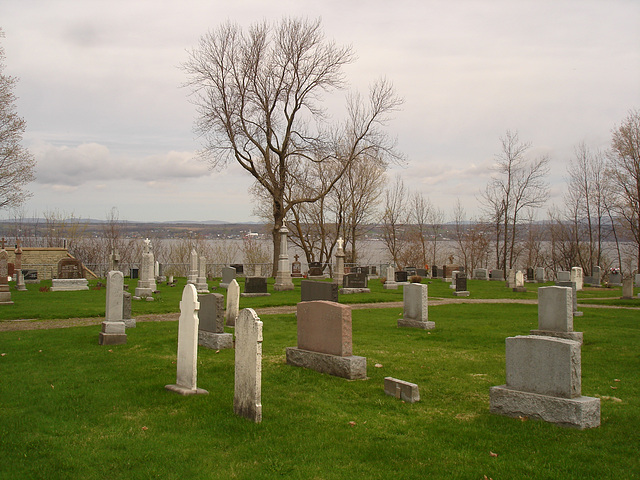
[349,421,356,427]
[374,364,383,368]
[50,384,54,389]
[142,426,148,431]
[1,353,6,357]
[489,451,498,457]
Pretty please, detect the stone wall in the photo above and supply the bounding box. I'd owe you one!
[4,248,90,280]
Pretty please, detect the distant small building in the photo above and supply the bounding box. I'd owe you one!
[5,247,92,281]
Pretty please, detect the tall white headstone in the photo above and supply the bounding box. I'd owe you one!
[571,267,583,291]
[274,223,294,291]
[187,248,198,285]
[334,237,345,286]
[99,270,127,345]
[165,284,208,395]
[195,255,209,293]
[234,308,263,422]
[135,238,156,297]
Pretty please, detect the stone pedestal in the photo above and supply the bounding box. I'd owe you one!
[198,331,233,349]
[273,224,294,291]
[286,347,367,380]
[98,321,127,345]
[51,278,89,291]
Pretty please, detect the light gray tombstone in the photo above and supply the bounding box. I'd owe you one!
[635,273,640,287]
[383,264,398,290]
[220,266,236,289]
[557,271,571,283]
[473,268,488,280]
[571,267,583,291]
[490,335,600,429]
[99,270,127,345]
[135,238,156,297]
[593,266,602,284]
[0,249,13,305]
[122,291,135,328]
[195,255,209,293]
[334,237,345,286]
[384,377,420,403]
[274,222,294,291]
[187,248,198,285]
[165,284,208,395]
[490,269,504,281]
[449,270,459,289]
[198,292,232,349]
[234,308,263,423]
[621,276,634,299]
[226,279,240,327]
[557,281,583,316]
[531,286,582,343]
[535,267,546,283]
[105,270,124,322]
[506,269,516,288]
[398,283,434,329]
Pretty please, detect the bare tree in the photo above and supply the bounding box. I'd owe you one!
[0,29,35,211]
[481,130,550,272]
[183,18,402,274]
[380,175,409,266]
[608,108,640,270]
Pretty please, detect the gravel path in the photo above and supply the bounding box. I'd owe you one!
[0,297,637,332]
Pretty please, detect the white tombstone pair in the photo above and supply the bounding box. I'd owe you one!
[383,265,398,290]
[571,267,583,291]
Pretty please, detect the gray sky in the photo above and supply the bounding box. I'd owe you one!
[2,0,639,223]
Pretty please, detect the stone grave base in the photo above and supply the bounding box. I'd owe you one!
[383,282,398,290]
[530,329,583,344]
[489,385,600,429]
[240,292,271,297]
[574,311,584,317]
[307,275,326,280]
[124,318,136,328]
[339,288,371,295]
[51,279,89,291]
[198,331,234,350]
[286,347,366,380]
[165,384,209,396]
[384,377,420,403]
[157,276,167,283]
[453,291,470,297]
[98,321,127,345]
[134,287,153,297]
[0,290,13,305]
[397,318,436,330]
[273,284,295,291]
[512,287,527,293]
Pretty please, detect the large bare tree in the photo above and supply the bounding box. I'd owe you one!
[0,29,35,211]
[481,130,550,272]
[608,108,640,270]
[183,18,401,272]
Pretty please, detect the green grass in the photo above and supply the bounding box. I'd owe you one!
[0,302,638,479]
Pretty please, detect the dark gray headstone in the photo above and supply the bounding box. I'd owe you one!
[395,271,408,283]
[57,258,84,279]
[431,265,438,278]
[527,268,534,281]
[130,268,139,279]
[416,268,427,277]
[245,277,268,294]
[354,266,370,275]
[198,292,225,333]
[308,262,323,276]
[122,291,132,320]
[301,280,339,302]
[370,266,377,275]
[406,267,417,276]
[23,269,38,281]
[230,263,244,275]
[455,275,467,292]
[343,273,367,288]
[609,273,622,285]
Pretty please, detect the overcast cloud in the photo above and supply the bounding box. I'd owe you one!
[1,0,639,222]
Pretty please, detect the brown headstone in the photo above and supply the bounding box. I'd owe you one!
[296,301,352,357]
[57,258,84,279]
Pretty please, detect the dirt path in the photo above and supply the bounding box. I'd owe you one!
[1,296,637,333]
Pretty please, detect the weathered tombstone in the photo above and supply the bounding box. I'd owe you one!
[535,267,546,283]
[198,292,233,349]
[342,272,369,294]
[505,269,516,289]
[571,267,584,291]
[383,265,398,290]
[333,238,345,286]
[134,238,156,297]
[473,268,488,280]
[609,272,622,286]
[398,283,434,329]
[51,257,89,291]
[0,248,14,305]
[242,277,270,297]
[23,269,38,283]
[513,271,527,292]
[195,255,209,293]
[490,335,600,429]
[220,266,236,289]
[405,266,417,277]
[187,248,198,285]
[635,273,640,287]
[454,274,470,297]
[291,254,303,278]
[621,276,634,299]
[557,281,583,316]
[395,271,409,283]
[308,261,324,277]
[109,249,120,272]
[490,269,504,281]
[301,279,339,302]
[416,268,428,278]
[122,291,135,328]
[234,308,263,423]
[384,377,420,403]
[165,284,209,395]
[593,266,602,285]
[526,268,535,282]
[14,240,26,291]
[557,271,571,283]
[286,301,366,380]
[157,262,166,283]
[449,270,459,289]
[225,279,240,327]
[531,286,582,343]
[273,223,294,291]
[99,271,126,345]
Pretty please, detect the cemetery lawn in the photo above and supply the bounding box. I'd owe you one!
[1,303,638,479]
[2,277,633,323]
